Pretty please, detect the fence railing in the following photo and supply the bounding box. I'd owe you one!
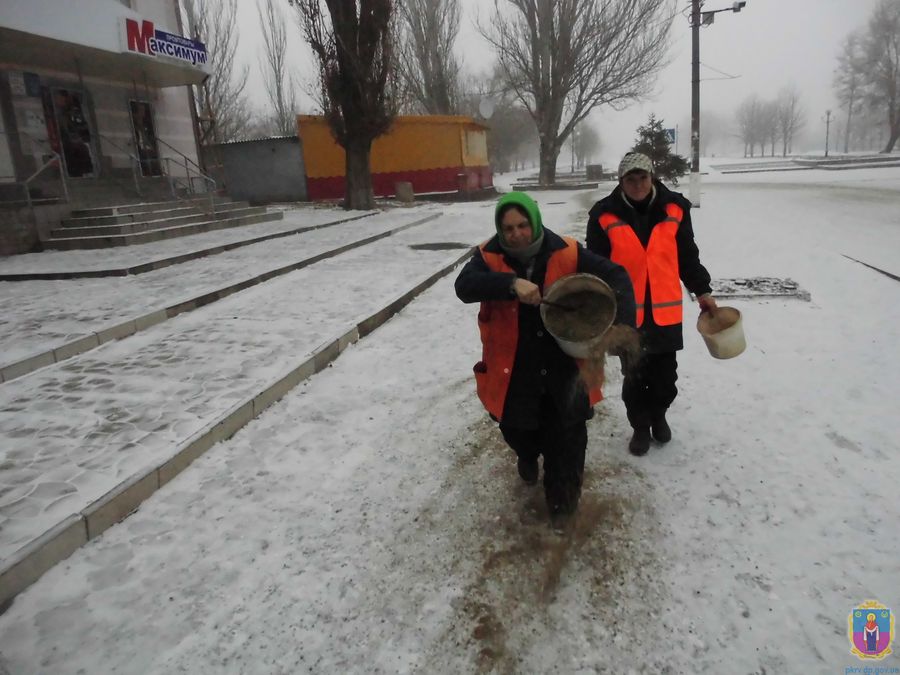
[96,132,147,198]
[2,131,219,219]
[1,131,70,222]
[155,136,217,216]
[23,151,68,209]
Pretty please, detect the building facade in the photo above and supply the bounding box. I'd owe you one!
[0,0,210,252]
[297,115,494,201]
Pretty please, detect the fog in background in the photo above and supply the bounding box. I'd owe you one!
[232,0,884,169]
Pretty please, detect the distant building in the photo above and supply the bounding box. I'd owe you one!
[297,115,494,201]
[202,137,308,204]
[0,0,210,252]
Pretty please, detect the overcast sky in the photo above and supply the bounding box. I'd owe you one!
[233,0,882,166]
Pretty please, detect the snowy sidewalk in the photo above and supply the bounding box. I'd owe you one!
[0,209,489,583]
[0,205,374,277]
[0,206,440,374]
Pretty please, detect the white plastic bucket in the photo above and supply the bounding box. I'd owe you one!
[697,306,746,359]
[539,273,617,359]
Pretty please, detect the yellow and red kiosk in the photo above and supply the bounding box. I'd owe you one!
[297,115,493,200]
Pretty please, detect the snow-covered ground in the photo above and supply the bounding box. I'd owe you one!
[0,207,437,366]
[0,165,898,673]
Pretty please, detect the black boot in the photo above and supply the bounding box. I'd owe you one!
[517,456,539,485]
[628,427,651,456]
[546,480,581,525]
[651,411,672,443]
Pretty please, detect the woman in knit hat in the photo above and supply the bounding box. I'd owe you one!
[585,152,718,456]
[455,191,636,522]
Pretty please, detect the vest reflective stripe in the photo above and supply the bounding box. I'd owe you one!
[476,237,601,420]
[598,203,684,327]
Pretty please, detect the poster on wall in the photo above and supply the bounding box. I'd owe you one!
[8,72,26,97]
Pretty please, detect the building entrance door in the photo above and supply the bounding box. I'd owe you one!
[49,89,96,178]
[129,100,162,177]
[0,110,15,183]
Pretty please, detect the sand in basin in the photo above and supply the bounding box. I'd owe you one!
[543,290,615,342]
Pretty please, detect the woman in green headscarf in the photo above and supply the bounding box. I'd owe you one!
[455,192,636,522]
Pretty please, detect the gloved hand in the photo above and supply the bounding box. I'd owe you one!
[698,293,718,315]
[512,278,542,305]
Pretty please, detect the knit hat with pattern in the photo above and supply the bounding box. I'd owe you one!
[618,152,653,178]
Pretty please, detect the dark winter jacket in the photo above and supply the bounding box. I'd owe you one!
[586,180,712,353]
[455,227,636,429]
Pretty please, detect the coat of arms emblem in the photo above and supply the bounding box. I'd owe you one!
[848,600,894,659]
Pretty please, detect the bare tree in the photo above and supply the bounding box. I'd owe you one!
[563,123,601,171]
[486,104,539,172]
[258,0,298,136]
[855,103,889,151]
[834,32,865,153]
[397,0,461,114]
[735,95,765,158]
[574,123,601,168]
[862,0,900,152]
[183,0,252,144]
[457,73,538,173]
[481,0,675,185]
[776,86,805,157]
[294,0,398,209]
[762,100,779,157]
[699,111,726,157]
[680,110,729,156]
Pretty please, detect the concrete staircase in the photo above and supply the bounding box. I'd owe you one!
[43,196,284,250]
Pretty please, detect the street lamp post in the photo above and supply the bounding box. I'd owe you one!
[690,0,747,207]
[691,0,701,206]
[824,109,832,158]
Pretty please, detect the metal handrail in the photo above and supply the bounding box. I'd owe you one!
[154,136,216,213]
[162,157,216,216]
[22,152,68,210]
[96,132,146,197]
[98,132,216,214]
[154,136,205,175]
[148,137,215,214]
[11,130,70,210]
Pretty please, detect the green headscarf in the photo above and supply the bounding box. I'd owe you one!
[494,191,544,243]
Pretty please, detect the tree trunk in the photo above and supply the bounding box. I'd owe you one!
[538,138,558,185]
[883,126,900,153]
[844,104,853,154]
[344,140,375,210]
[882,106,899,152]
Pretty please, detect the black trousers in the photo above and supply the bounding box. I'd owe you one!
[499,393,587,511]
[622,351,678,429]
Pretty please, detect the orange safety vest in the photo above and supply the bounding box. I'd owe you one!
[597,203,684,328]
[475,237,602,421]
